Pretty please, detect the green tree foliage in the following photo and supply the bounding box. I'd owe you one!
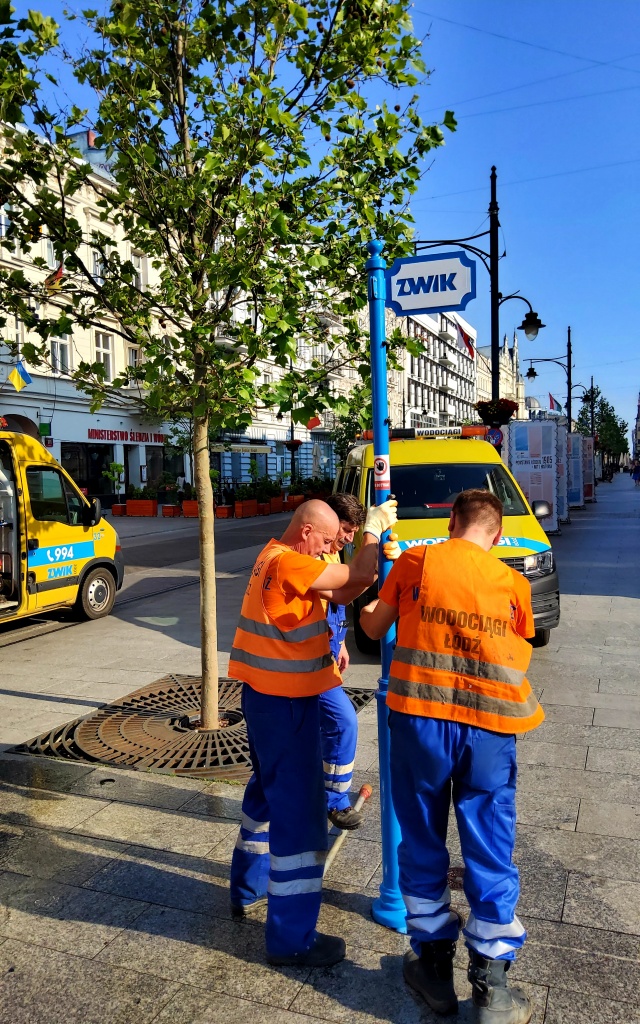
[575,386,629,461]
[0,0,454,724]
[329,382,371,462]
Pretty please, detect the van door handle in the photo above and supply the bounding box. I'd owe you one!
[27,538,39,550]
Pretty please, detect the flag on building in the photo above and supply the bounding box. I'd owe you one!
[8,360,32,393]
[456,322,475,359]
[44,263,64,295]
[549,393,563,413]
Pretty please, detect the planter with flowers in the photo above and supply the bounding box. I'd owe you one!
[475,398,519,428]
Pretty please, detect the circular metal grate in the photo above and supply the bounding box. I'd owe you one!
[17,676,375,783]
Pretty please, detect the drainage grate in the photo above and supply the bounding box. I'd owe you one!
[15,676,376,783]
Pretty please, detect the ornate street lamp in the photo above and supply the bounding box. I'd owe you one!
[414,167,545,401]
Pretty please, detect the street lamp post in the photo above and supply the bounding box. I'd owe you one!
[415,167,545,402]
[525,327,579,425]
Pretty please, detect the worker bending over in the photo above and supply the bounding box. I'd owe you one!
[361,489,542,1023]
[320,493,367,831]
[229,497,397,968]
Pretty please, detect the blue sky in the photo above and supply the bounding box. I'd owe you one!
[405,0,640,434]
[27,0,640,434]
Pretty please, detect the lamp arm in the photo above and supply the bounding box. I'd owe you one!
[498,293,534,313]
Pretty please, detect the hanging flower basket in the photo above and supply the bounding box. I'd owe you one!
[475,399,519,427]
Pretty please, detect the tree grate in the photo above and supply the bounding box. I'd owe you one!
[14,676,376,783]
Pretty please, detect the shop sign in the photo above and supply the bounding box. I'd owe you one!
[87,428,165,443]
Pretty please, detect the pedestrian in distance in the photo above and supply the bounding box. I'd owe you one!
[319,492,368,831]
[361,489,542,1023]
[228,497,398,968]
[175,472,186,504]
[632,463,640,487]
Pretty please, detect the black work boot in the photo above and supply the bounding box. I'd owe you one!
[403,939,458,1015]
[467,950,532,1023]
[328,806,364,830]
[230,896,268,921]
[267,932,346,968]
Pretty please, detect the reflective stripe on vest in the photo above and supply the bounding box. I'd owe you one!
[392,645,526,688]
[228,539,342,697]
[388,676,541,720]
[237,614,329,644]
[386,540,543,735]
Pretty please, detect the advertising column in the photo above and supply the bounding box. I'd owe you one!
[567,433,585,508]
[556,424,570,524]
[582,436,596,502]
[508,420,559,534]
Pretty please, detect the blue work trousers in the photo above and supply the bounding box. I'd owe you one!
[230,685,328,958]
[318,686,358,811]
[389,711,525,961]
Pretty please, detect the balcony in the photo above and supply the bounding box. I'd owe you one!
[439,323,456,343]
[439,353,457,370]
[438,382,453,393]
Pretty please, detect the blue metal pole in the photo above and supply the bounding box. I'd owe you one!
[365,239,406,933]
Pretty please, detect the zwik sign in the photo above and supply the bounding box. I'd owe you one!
[385,251,476,316]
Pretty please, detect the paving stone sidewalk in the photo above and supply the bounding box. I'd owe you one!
[1,474,640,1024]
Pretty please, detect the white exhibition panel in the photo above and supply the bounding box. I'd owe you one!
[507,419,559,534]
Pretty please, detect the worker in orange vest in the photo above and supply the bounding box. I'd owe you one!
[319,492,368,831]
[361,489,542,1024]
[229,497,397,968]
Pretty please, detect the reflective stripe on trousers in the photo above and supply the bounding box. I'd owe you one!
[229,686,328,957]
[388,711,525,961]
[318,686,358,812]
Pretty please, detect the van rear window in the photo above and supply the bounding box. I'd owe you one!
[366,463,528,519]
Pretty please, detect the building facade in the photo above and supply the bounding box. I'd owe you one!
[476,332,526,417]
[399,311,477,429]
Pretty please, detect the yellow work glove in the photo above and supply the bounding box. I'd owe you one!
[363,498,398,541]
[383,533,401,561]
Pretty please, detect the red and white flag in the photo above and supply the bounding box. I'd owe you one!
[456,322,474,359]
[549,393,563,413]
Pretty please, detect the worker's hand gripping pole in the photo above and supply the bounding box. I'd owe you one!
[365,239,407,933]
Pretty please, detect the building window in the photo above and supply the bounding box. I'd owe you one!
[127,346,140,369]
[4,315,22,351]
[51,335,72,374]
[92,251,105,286]
[95,331,112,381]
[0,205,11,239]
[45,234,57,270]
[132,251,146,292]
[263,372,272,386]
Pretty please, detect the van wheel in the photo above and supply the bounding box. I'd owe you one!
[353,602,380,658]
[530,628,550,648]
[76,568,116,620]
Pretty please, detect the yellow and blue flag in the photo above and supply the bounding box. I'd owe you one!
[8,360,32,393]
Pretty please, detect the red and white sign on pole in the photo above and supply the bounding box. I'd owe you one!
[373,454,391,492]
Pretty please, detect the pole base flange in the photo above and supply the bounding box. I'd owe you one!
[371,893,407,933]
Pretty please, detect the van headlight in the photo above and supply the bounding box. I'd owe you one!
[523,550,554,576]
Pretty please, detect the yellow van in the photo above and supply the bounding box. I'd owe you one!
[0,430,124,624]
[336,432,560,653]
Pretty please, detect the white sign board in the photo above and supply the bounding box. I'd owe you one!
[567,432,584,507]
[556,424,569,523]
[385,251,476,316]
[508,420,559,533]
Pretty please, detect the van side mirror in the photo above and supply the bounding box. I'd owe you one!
[82,497,102,527]
[532,500,551,520]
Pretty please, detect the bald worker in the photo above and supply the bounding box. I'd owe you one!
[229,497,397,967]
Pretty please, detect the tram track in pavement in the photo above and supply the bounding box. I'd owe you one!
[0,561,255,649]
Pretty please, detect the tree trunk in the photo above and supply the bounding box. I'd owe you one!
[194,412,219,730]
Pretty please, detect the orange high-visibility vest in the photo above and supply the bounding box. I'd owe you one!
[384,540,544,734]
[229,539,342,697]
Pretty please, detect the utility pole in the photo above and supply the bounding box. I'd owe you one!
[489,167,500,402]
[590,374,595,436]
[566,326,572,429]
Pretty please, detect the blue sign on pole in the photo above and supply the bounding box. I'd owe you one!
[385,250,476,317]
[365,239,407,934]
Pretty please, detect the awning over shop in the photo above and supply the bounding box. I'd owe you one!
[210,443,271,454]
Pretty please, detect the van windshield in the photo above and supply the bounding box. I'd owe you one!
[367,463,528,519]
